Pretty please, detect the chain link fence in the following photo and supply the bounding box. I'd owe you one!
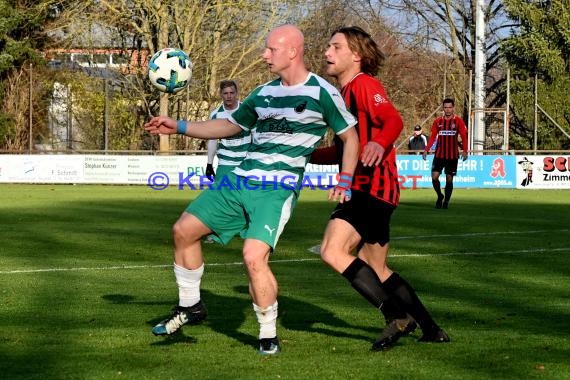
[1,62,218,154]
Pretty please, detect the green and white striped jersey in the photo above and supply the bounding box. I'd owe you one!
[209,102,251,168]
[228,73,356,187]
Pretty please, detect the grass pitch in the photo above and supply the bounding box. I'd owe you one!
[0,184,569,379]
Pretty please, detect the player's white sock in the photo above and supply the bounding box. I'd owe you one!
[174,262,204,307]
[253,301,278,339]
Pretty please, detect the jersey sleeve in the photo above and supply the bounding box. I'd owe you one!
[206,139,217,164]
[425,119,439,152]
[355,80,403,148]
[457,117,468,153]
[227,86,262,132]
[319,85,356,135]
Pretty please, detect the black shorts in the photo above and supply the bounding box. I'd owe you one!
[330,190,395,246]
[432,157,458,176]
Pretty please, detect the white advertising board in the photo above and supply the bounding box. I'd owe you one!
[515,155,570,189]
[2,154,570,189]
[0,154,209,185]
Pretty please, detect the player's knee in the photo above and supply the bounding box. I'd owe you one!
[172,221,189,243]
[242,248,269,272]
[172,217,201,244]
[319,241,339,265]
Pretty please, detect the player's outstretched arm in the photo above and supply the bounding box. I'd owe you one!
[145,116,242,139]
[144,116,177,135]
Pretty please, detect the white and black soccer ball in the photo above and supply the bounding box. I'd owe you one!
[148,48,192,94]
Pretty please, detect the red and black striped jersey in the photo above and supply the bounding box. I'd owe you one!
[341,73,403,206]
[425,115,468,160]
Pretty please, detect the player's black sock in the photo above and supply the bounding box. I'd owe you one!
[383,272,440,334]
[432,179,443,198]
[444,182,453,202]
[342,258,407,321]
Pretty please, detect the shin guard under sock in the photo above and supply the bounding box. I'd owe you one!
[444,182,453,202]
[342,258,407,321]
[432,179,442,197]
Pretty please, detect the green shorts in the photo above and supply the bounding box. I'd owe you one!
[213,165,237,186]
[187,172,298,248]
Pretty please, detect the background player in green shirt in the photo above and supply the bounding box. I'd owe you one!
[205,79,249,181]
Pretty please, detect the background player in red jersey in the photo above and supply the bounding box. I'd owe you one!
[422,98,469,209]
[313,26,449,350]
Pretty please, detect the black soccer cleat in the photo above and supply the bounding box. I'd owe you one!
[152,301,208,336]
[258,337,281,355]
[371,316,416,351]
[442,201,449,209]
[435,194,444,209]
[417,329,450,343]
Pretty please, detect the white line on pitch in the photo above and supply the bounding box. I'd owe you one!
[1,247,569,275]
[307,229,569,254]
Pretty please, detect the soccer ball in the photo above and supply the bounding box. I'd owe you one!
[148,48,192,94]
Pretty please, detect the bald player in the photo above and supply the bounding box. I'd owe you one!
[144,24,359,355]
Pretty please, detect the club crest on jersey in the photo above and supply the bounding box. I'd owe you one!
[373,93,387,105]
[294,101,307,113]
[438,123,456,130]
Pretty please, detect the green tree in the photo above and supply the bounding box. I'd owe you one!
[0,0,52,79]
[0,0,69,150]
[502,0,570,150]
